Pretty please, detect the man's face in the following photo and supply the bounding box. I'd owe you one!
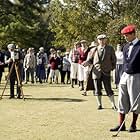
[81,42,87,48]
[40,49,44,53]
[98,38,107,46]
[75,44,80,49]
[9,48,14,52]
[123,33,136,42]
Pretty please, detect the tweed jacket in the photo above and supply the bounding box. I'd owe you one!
[85,45,116,79]
[83,47,101,79]
[97,45,116,75]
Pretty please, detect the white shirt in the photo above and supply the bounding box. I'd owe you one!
[128,38,139,57]
[120,38,139,85]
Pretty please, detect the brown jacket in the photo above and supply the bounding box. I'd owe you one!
[85,45,116,79]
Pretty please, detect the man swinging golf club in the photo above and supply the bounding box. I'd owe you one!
[110,24,140,133]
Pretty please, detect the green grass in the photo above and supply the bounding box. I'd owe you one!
[0,80,139,140]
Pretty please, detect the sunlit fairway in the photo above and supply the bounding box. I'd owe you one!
[0,79,139,140]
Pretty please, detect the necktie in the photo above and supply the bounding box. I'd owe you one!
[127,42,133,58]
[99,47,104,60]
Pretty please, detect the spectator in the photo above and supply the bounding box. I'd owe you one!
[24,48,36,84]
[110,24,140,132]
[62,52,71,84]
[115,44,123,88]
[69,42,81,88]
[93,34,117,110]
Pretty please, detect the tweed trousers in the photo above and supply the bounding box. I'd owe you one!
[118,73,140,114]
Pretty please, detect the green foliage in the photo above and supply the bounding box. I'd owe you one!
[0,0,53,51]
[1,0,140,50]
[49,0,140,48]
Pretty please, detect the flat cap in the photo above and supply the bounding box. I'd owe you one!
[7,44,15,49]
[97,34,107,39]
[121,24,136,34]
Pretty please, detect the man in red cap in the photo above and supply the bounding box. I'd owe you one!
[110,24,140,132]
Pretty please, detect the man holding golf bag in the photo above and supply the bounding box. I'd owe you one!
[110,24,140,133]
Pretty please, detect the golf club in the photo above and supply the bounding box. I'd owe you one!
[112,92,140,137]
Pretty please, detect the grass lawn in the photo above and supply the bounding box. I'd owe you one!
[0,80,140,140]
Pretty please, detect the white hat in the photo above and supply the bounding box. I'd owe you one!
[39,47,44,51]
[80,40,87,43]
[7,44,15,49]
[89,41,97,47]
[97,34,107,39]
[65,52,69,55]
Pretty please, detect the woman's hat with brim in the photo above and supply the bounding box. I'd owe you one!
[7,44,15,49]
[80,40,87,43]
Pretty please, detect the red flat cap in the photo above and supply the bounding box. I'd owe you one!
[121,24,136,34]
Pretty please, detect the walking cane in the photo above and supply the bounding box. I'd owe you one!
[112,92,140,137]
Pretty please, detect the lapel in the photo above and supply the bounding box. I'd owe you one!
[98,46,105,61]
[101,46,106,61]
[123,43,130,59]
[129,40,140,59]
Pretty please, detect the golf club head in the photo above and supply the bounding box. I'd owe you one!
[112,134,118,137]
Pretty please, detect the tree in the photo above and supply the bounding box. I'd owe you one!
[0,0,54,51]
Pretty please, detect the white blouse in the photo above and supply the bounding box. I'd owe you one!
[115,51,123,65]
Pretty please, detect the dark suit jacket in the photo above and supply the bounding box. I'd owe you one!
[100,45,116,74]
[123,40,140,74]
[0,51,5,72]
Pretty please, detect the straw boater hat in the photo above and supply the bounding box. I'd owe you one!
[65,52,69,55]
[80,40,87,43]
[7,44,15,49]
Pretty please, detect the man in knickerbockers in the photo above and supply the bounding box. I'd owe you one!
[110,24,140,132]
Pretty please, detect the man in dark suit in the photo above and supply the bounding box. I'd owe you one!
[5,44,23,99]
[0,49,5,83]
[110,25,140,133]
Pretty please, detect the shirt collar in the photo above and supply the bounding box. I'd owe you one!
[98,45,105,49]
[130,38,139,46]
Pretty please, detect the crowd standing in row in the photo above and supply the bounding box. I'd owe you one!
[0,34,119,110]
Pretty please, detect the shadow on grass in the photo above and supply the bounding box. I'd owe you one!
[23,84,67,88]
[93,94,118,97]
[1,94,32,97]
[25,97,87,102]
